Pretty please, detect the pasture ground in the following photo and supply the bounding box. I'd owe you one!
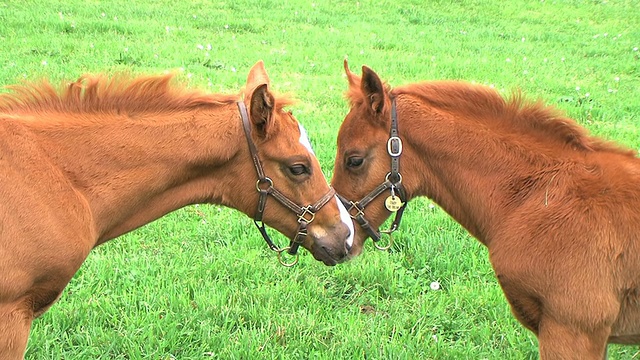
[1,0,638,358]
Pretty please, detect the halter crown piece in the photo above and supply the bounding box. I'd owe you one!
[237,101,337,266]
[337,97,407,251]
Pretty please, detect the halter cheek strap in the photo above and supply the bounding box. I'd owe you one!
[338,97,407,250]
[388,98,402,183]
[237,101,336,266]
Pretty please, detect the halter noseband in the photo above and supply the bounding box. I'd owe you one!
[237,101,336,266]
[337,97,407,250]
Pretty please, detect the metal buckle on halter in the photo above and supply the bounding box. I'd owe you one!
[297,205,316,224]
[387,136,403,157]
[345,201,365,219]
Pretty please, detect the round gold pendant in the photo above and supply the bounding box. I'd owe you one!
[384,196,404,212]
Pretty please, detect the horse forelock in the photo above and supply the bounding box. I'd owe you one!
[392,81,636,158]
[0,73,242,116]
[344,80,363,107]
[273,94,296,113]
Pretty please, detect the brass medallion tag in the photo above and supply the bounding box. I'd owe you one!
[384,196,404,212]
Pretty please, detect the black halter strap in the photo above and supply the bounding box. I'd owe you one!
[237,101,336,265]
[337,97,407,249]
[388,98,402,183]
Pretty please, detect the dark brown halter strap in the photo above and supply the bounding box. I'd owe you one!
[237,101,336,264]
[337,97,407,249]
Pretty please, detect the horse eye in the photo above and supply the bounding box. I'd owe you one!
[289,164,308,176]
[346,156,364,168]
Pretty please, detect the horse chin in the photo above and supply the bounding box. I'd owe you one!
[314,255,339,266]
[308,243,349,266]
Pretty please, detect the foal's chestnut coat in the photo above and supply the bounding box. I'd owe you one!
[0,62,352,359]
[332,61,640,359]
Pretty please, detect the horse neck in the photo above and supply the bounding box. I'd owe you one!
[400,97,543,245]
[22,105,242,245]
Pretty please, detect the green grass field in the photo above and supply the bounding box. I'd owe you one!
[1,0,639,358]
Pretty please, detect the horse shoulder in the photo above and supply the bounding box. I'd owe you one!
[489,153,640,333]
[0,117,95,313]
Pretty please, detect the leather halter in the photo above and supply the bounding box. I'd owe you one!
[237,101,337,266]
[337,97,407,250]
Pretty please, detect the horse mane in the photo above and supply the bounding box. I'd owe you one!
[0,73,295,117]
[390,81,636,157]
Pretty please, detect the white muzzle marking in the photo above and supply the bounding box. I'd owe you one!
[336,196,355,248]
[299,123,353,247]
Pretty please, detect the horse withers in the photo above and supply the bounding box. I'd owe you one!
[0,61,353,359]
[331,60,640,359]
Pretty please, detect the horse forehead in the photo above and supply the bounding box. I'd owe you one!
[275,112,316,156]
[338,116,382,149]
[342,108,376,133]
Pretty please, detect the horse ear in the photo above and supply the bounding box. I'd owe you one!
[249,83,275,139]
[361,66,386,114]
[245,60,271,97]
[344,59,360,87]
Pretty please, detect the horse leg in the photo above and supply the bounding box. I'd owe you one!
[0,282,67,359]
[537,317,609,360]
[0,302,34,360]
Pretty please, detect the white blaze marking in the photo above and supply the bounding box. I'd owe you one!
[298,123,315,155]
[337,196,355,248]
[299,123,353,247]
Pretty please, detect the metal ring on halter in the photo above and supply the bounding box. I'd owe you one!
[374,229,394,251]
[385,172,403,185]
[255,177,274,193]
[276,247,299,267]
